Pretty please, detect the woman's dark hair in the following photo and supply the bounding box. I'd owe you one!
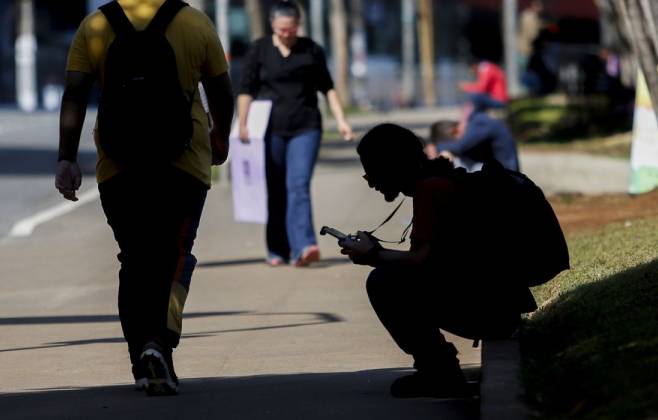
[269,0,301,21]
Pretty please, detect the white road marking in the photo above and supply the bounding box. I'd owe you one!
[9,188,100,237]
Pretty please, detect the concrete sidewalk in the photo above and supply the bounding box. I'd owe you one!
[0,154,480,419]
[0,107,631,419]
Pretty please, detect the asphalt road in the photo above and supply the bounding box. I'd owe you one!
[0,111,97,237]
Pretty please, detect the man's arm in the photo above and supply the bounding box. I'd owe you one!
[56,71,93,201]
[339,231,431,267]
[460,64,490,93]
[436,117,490,155]
[202,72,234,165]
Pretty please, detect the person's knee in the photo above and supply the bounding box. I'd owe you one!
[366,267,390,299]
[286,175,311,193]
[286,184,311,205]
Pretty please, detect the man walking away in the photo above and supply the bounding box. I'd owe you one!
[55,0,233,396]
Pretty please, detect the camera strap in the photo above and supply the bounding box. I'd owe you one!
[367,198,413,244]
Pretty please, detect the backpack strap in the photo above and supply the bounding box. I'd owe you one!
[99,1,136,37]
[146,0,188,35]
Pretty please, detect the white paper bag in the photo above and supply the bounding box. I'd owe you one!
[228,100,272,223]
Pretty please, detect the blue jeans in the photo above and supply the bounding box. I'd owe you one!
[265,129,321,261]
[469,93,506,112]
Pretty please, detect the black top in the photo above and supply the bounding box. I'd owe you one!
[239,37,334,137]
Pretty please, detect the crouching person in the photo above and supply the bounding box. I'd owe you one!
[339,124,567,399]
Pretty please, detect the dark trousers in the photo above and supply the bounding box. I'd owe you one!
[366,266,519,371]
[99,167,207,364]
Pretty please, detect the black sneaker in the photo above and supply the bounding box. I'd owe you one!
[390,370,471,399]
[139,341,179,396]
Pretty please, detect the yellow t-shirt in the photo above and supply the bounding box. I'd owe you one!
[66,0,228,186]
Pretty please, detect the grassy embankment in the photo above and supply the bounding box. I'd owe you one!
[522,216,658,419]
[509,94,634,159]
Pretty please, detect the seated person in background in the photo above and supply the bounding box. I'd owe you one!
[338,124,548,399]
[427,111,519,172]
[460,59,509,111]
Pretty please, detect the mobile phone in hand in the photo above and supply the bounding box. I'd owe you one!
[320,226,348,241]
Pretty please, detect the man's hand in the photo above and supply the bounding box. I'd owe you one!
[438,150,455,162]
[210,127,230,165]
[55,160,82,201]
[425,143,438,159]
[459,81,473,92]
[339,231,380,266]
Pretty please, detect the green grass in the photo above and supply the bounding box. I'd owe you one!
[520,131,632,160]
[521,216,658,419]
[508,94,633,144]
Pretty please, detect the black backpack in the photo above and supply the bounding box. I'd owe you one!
[460,160,570,287]
[97,0,193,165]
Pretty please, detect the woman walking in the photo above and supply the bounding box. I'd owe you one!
[238,0,353,267]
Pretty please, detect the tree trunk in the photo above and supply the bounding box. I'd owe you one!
[638,0,658,57]
[349,0,368,108]
[329,0,350,106]
[245,0,265,40]
[214,0,230,55]
[297,2,308,37]
[16,0,37,112]
[417,0,435,107]
[310,0,325,46]
[400,0,416,107]
[611,0,658,120]
[503,0,520,97]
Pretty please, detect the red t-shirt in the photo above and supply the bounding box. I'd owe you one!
[461,62,509,103]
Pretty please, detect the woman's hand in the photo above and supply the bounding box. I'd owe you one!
[325,90,353,141]
[337,119,353,142]
[239,125,250,144]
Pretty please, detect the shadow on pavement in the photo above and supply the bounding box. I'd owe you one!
[0,311,344,353]
[0,369,479,420]
[0,311,250,326]
[196,257,350,269]
[0,148,97,176]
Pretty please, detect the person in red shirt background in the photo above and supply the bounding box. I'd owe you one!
[460,59,509,111]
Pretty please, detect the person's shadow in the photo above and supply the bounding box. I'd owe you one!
[0,368,480,420]
[196,257,351,269]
